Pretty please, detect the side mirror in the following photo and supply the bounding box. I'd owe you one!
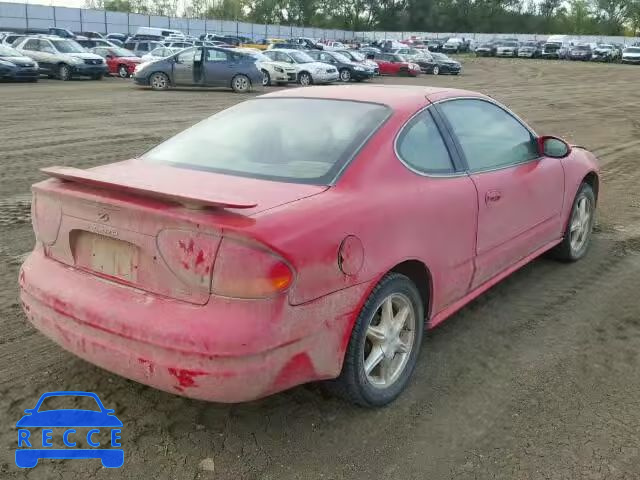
[539,136,571,158]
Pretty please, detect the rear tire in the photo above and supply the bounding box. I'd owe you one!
[549,182,596,262]
[324,273,424,407]
[261,69,270,86]
[92,74,103,80]
[231,74,251,93]
[118,64,129,78]
[432,65,440,75]
[339,68,351,82]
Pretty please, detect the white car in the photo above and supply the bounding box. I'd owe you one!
[622,46,640,64]
[141,47,182,63]
[263,49,339,86]
[236,47,297,85]
[324,41,346,51]
[496,41,519,57]
[14,36,107,80]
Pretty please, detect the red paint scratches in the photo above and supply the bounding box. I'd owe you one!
[271,353,316,391]
[178,239,195,254]
[138,358,155,377]
[168,367,206,391]
[195,250,205,266]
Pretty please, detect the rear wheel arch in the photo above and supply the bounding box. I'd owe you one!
[389,260,432,320]
[582,171,599,203]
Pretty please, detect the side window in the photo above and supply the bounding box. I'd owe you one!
[396,110,454,174]
[124,42,134,50]
[177,49,195,64]
[22,39,39,51]
[39,40,55,53]
[206,49,228,62]
[439,99,539,172]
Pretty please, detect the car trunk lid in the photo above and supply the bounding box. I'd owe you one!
[33,160,327,304]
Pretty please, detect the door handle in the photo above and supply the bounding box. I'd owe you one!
[486,190,502,203]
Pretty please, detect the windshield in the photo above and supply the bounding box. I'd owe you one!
[247,51,269,61]
[597,45,613,50]
[575,45,590,50]
[142,99,390,185]
[521,42,536,47]
[0,45,20,57]
[51,40,85,53]
[502,42,518,47]
[332,52,351,63]
[625,47,640,53]
[349,51,365,61]
[290,51,314,63]
[431,53,448,60]
[110,47,136,57]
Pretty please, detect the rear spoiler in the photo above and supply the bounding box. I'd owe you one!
[41,166,257,209]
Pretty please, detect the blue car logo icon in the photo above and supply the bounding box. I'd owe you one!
[15,391,123,468]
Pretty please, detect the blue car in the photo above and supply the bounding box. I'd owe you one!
[133,46,262,93]
[16,391,123,468]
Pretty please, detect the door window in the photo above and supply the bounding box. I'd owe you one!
[396,110,455,174]
[206,49,229,62]
[38,40,56,53]
[439,99,539,172]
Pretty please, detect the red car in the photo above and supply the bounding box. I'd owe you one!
[20,86,600,407]
[91,46,141,78]
[373,52,421,76]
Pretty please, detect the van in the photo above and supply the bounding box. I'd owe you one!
[542,35,575,59]
[134,27,184,39]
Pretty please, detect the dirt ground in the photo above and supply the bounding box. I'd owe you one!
[1,58,640,479]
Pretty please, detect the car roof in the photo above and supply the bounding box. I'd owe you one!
[260,85,486,109]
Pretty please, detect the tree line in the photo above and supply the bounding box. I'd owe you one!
[85,0,640,36]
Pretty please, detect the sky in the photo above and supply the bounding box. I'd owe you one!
[3,0,87,7]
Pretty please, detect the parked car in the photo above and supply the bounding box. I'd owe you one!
[91,46,141,78]
[517,41,542,58]
[569,44,594,61]
[334,49,379,75]
[372,52,421,76]
[442,37,467,54]
[267,43,306,50]
[591,44,618,62]
[80,31,104,39]
[306,50,374,82]
[106,33,128,43]
[475,41,497,57]
[133,46,261,92]
[236,47,297,85]
[15,36,107,80]
[621,46,640,64]
[21,85,600,407]
[430,52,462,75]
[495,41,519,57]
[76,38,118,49]
[263,49,339,86]
[141,46,182,63]
[47,27,81,40]
[1,33,26,47]
[324,41,346,50]
[294,37,323,50]
[123,40,164,57]
[543,35,574,59]
[390,48,438,73]
[0,45,39,81]
[425,39,444,52]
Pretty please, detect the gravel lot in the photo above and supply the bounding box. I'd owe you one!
[1,58,640,479]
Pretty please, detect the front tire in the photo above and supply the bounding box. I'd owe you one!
[298,71,312,86]
[118,65,129,78]
[58,64,72,81]
[550,182,596,261]
[325,273,424,407]
[231,74,251,93]
[432,65,440,75]
[149,72,170,90]
[261,69,270,86]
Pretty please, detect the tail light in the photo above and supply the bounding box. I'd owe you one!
[211,237,294,299]
[31,193,62,245]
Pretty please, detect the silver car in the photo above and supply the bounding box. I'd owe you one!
[14,36,107,80]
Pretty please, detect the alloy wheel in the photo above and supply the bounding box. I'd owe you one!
[569,196,593,253]
[363,293,416,388]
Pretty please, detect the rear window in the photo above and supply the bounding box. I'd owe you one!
[142,98,390,185]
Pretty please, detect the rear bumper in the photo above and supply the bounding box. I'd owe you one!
[19,249,367,402]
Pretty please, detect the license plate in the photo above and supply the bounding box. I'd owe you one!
[72,231,139,282]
